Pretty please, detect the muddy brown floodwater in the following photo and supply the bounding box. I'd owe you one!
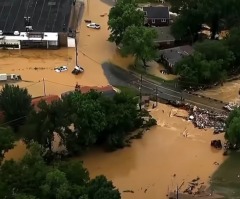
[197,81,240,103]
[2,0,227,198]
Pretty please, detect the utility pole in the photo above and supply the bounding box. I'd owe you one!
[139,74,143,111]
[155,86,158,107]
[176,185,179,199]
[43,78,46,96]
[75,30,78,66]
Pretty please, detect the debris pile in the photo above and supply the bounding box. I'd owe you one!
[188,106,227,133]
[223,102,239,112]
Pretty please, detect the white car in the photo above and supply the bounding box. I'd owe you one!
[54,66,68,72]
[87,23,101,29]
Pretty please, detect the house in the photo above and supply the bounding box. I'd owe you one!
[61,85,117,99]
[158,45,194,72]
[31,95,60,112]
[152,26,175,48]
[0,95,60,123]
[143,6,170,27]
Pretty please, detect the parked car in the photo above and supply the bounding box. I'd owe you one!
[87,23,101,29]
[72,66,84,75]
[54,66,68,72]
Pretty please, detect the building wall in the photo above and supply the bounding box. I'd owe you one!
[59,32,68,47]
[0,39,21,49]
[156,40,175,49]
[147,18,169,27]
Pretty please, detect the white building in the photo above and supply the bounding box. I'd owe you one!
[0,31,59,49]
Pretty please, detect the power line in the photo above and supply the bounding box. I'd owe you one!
[0,116,27,127]
[44,80,75,88]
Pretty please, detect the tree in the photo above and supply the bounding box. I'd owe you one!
[0,127,16,163]
[0,84,32,131]
[64,91,107,154]
[108,0,144,45]
[121,26,157,66]
[194,40,235,69]
[41,169,71,199]
[58,161,89,186]
[88,175,121,199]
[225,27,240,67]
[175,52,227,87]
[171,5,204,41]
[21,100,68,153]
[170,0,240,40]
[15,194,38,199]
[0,142,121,199]
[225,108,240,148]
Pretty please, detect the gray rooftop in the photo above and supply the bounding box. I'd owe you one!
[0,0,73,33]
[159,45,194,66]
[143,6,170,19]
[152,26,175,42]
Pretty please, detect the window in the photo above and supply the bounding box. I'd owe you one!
[161,19,166,22]
[144,11,147,16]
[152,19,155,23]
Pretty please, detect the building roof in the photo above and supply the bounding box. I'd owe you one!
[31,95,60,111]
[160,45,194,66]
[0,0,73,33]
[152,26,175,42]
[143,6,170,19]
[61,85,117,98]
[0,32,58,41]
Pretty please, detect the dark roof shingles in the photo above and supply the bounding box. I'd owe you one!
[160,45,194,65]
[143,6,170,19]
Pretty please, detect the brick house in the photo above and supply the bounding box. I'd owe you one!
[143,6,170,27]
[61,85,117,99]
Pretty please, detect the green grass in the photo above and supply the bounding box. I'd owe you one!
[116,86,139,96]
[210,152,240,199]
[129,64,176,85]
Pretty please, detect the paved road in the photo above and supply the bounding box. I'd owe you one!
[101,63,226,112]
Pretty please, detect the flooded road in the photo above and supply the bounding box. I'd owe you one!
[197,81,240,103]
[2,0,228,198]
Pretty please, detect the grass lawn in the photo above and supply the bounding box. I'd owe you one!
[210,152,240,199]
[129,64,176,85]
[115,86,139,96]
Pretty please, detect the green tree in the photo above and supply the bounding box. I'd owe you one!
[41,169,71,199]
[0,143,48,198]
[64,91,107,155]
[108,0,144,45]
[225,27,240,67]
[170,0,240,40]
[21,100,68,152]
[0,142,121,199]
[225,108,240,148]
[194,40,235,69]
[121,25,157,66]
[175,52,227,87]
[225,117,240,148]
[15,194,38,199]
[0,84,32,131]
[171,6,204,41]
[0,127,16,163]
[88,175,121,199]
[58,161,90,186]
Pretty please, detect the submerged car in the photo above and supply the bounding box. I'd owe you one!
[54,66,68,72]
[87,23,101,29]
[72,66,84,75]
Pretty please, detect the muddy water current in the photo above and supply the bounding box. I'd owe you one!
[1,0,235,198]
